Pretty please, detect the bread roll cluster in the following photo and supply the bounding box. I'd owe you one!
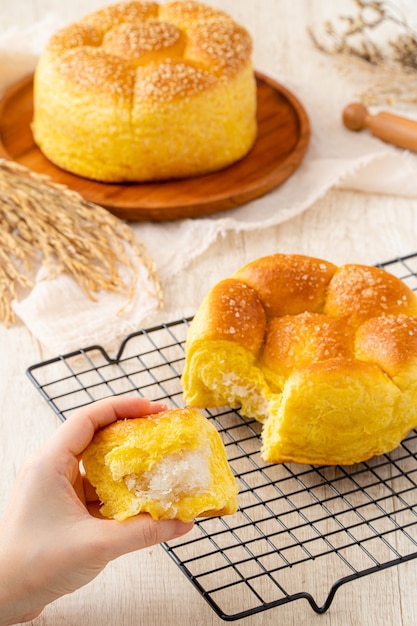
[32,1,257,182]
[83,407,238,521]
[182,254,417,465]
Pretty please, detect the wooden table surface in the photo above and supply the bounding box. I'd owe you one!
[1,1,417,625]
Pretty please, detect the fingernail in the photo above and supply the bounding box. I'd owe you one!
[151,402,168,412]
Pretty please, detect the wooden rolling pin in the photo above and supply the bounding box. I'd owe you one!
[342,102,417,152]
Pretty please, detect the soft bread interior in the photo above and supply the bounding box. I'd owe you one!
[83,407,238,521]
[123,447,211,512]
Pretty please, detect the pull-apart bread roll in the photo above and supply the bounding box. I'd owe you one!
[32,0,257,182]
[182,254,417,466]
[83,407,238,521]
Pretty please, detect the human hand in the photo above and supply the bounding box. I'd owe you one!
[0,396,194,625]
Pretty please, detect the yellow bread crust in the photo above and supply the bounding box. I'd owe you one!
[262,358,404,466]
[324,264,417,326]
[82,406,238,521]
[32,0,257,182]
[181,253,417,465]
[233,254,337,317]
[185,278,267,355]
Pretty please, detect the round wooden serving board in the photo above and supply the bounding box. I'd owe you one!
[0,71,310,221]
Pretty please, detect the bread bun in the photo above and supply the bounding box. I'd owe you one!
[82,406,238,521]
[181,254,417,465]
[32,1,257,182]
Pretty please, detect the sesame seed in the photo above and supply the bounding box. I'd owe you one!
[103,19,181,56]
[43,0,252,101]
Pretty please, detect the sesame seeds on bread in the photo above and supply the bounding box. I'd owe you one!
[181,253,417,466]
[32,0,257,182]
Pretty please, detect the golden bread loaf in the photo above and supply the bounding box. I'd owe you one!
[82,406,238,521]
[181,254,417,466]
[32,1,257,182]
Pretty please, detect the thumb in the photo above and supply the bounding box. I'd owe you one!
[98,515,194,561]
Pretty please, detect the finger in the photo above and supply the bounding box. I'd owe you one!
[99,516,194,561]
[47,396,168,457]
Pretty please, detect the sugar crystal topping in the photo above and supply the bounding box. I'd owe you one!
[44,0,252,99]
[103,19,181,56]
[58,48,135,96]
[135,60,215,102]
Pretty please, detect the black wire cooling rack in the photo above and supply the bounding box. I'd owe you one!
[26,252,417,621]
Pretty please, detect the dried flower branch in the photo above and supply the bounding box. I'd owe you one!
[310,0,417,67]
[0,158,163,326]
[309,0,417,105]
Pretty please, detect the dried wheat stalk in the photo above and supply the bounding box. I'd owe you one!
[0,158,163,326]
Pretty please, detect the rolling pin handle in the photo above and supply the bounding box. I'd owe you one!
[343,102,417,152]
[342,103,369,132]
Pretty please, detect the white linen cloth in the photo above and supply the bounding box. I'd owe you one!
[2,11,417,355]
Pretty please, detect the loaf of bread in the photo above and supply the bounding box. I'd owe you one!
[82,406,238,521]
[32,1,257,182]
[182,254,417,466]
